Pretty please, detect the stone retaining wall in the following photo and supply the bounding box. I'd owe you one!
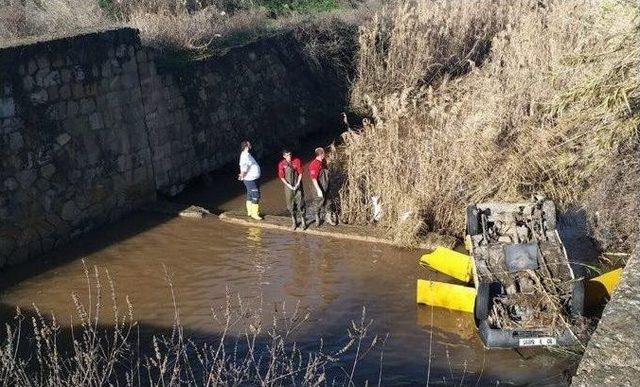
[0,27,348,267]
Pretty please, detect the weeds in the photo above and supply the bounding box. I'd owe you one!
[337,0,639,249]
[0,0,370,53]
[0,263,383,386]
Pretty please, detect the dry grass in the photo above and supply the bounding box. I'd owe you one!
[337,0,639,249]
[0,264,383,386]
[0,0,371,53]
[0,0,110,42]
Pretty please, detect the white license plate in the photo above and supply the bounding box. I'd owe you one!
[518,337,557,347]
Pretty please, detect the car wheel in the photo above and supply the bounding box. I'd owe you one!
[466,205,481,236]
[475,282,492,321]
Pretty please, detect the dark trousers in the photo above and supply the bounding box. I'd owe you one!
[312,190,332,216]
[243,179,260,204]
[285,187,305,216]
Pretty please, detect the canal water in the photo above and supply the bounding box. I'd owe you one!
[0,151,579,385]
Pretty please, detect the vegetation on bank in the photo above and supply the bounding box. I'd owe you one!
[0,0,372,53]
[336,0,639,251]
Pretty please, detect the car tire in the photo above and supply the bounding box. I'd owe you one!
[466,205,481,236]
[475,282,492,322]
[542,200,557,231]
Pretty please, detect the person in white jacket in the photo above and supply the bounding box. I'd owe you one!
[238,140,263,220]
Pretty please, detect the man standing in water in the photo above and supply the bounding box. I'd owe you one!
[238,140,263,220]
[309,147,337,227]
[277,149,307,230]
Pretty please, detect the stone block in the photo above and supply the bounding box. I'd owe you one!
[89,112,103,130]
[122,58,138,74]
[36,69,61,88]
[21,76,34,91]
[67,100,79,117]
[9,131,23,151]
[36,56,50,71]
[0,97,15,118]
[40,164,56,179]
[29,89,47,104]
[80,98,96,114]
[71,83,85,99]
[72,66,86,82]
[61,200,80,221]
[16,169,36,188]
[136,49,147,63]
[47,86,59,101]
[59,84,71,99]
[60,69,72,83]
[3,177,18,191]
[27,60,38,75]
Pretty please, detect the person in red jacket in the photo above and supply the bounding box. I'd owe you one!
[277,149,307,230]
[309,147,337,227]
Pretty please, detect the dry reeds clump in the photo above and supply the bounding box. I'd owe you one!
[337,0,639,249]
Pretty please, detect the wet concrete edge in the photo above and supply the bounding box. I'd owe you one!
[572,241,640,385]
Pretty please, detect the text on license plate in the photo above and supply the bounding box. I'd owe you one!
[518,337,557,347]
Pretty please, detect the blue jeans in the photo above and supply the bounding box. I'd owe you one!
[243,179,261,204]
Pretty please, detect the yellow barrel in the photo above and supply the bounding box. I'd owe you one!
[586,268,623,306]
[416,279,476,313]
[420,247,473,283]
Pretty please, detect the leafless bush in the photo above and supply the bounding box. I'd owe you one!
[0,264,383,386]
[337,0,639,248]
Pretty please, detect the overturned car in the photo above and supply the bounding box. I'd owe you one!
[465,196,585,348]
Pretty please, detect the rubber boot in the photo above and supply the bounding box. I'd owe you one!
[246,201,252,217]
[290,215,297,230]
[250,203,263,220]
[300,213,307,230]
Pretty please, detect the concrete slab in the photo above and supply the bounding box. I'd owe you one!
[218,210,456,250]
[572,243,640,385]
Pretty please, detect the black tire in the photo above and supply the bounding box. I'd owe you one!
[570,280,585,317]
[542,200,557,231]
[466,205,481,236]
[474,282,492,322]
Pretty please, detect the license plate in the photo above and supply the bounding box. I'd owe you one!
[518,337,557,347]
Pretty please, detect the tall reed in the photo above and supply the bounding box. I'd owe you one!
[337,0,639,249]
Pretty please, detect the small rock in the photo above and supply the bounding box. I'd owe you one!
[179,205,211,219]
[56,133,71,146]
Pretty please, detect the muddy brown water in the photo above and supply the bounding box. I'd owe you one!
[0,156,580,385]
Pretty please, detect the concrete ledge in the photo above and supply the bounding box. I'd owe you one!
[572,243,640,385]
[218,210,456,250]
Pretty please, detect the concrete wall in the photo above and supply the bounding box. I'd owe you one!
[0,27,348,267]
[572,244,640,385]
